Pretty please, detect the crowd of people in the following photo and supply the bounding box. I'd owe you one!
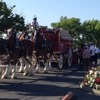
[76,42,100,70]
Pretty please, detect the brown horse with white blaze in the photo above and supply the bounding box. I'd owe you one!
[33,29,54,73]
[18,39,34,76]
[1,28,34,79]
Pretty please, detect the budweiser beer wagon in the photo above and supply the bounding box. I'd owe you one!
[34,26,73,69]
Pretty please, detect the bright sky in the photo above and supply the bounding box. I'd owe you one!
[4,0,100,28]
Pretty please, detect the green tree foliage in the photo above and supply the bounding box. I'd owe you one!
[51,16,100,47]
[82,19,100,45]
[0,0,26,32]
[51,16,82,46]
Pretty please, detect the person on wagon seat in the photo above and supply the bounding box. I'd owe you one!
[31,17,45,47]
[31,16,39,30]
[31,16,39,41]
[7,26,19,48]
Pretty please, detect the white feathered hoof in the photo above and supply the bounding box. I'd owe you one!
[18,67,24,73]
[43,68,49,73]
[23,72,29,76]
[43,66,49,73]
[35,64,40,73]
[1,74,9,79]
[11,74,17,79]
[19,69,24,73]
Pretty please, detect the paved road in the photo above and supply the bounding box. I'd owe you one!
[0,64,100,100]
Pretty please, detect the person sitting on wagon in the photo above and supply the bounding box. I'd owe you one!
[30,17,38,40]
[31,16,39,30]
[31,17,45,47]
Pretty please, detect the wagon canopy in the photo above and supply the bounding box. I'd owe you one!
[59,29,73,41]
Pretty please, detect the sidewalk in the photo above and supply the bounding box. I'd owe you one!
[66,65,100,100]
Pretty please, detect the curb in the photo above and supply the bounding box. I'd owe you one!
[61,92,74,100]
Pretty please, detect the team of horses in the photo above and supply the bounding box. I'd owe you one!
[0,27,54,79]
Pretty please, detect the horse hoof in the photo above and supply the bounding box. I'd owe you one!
[1,75,9,79]
[23,72,29,76]
[19,70,24,73]
[11,75,17,79]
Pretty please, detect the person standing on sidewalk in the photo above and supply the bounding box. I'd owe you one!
[94,44,100,65]
[77,44,84,68]
[89,42,95,65]
[83,46,90,70]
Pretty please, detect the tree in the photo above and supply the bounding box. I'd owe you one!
[51,16,82,46]
[51,16,100,47]
[0,0,26,32]
[82,19,100,45]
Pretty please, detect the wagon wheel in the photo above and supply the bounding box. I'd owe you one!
[58,54,64,69]
[67,47,73,67]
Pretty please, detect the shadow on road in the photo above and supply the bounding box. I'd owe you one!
[0,66,100,100]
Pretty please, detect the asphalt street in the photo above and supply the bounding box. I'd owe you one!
[0,64,100,100]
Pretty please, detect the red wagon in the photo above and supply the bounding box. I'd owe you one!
[37,26,73,69]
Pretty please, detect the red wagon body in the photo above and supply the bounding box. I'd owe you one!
[41,27,73,53]
[37,27,73,68]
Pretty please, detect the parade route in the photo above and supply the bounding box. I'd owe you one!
[0,65,100,100]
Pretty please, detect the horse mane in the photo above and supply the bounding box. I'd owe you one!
[19,31,25,40]
[7,31,16,50]
[34,30,43,48]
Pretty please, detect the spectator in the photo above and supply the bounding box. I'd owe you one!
[77,44,84,68]
[83,46,90,70]
[89,42,95,65]
[94,44,100,65]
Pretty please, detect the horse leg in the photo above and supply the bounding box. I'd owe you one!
[1,56,11,79]
[1,64,11,78]
[11,57,18,79]
[23,56,29,76]
[48,57,52,71]
[28,56,34,76]
[35,56,40,73]
[18,57,24,73]
[43,55,49,73]
[11,64,17,79]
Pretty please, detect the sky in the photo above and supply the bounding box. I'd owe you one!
[3,0,100,28]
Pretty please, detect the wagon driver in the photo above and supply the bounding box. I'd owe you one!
[31,16,45,47]
[30,16,39,41]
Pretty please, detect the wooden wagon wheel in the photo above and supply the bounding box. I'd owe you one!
[67,47,73,67]
[58,54,63,69]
